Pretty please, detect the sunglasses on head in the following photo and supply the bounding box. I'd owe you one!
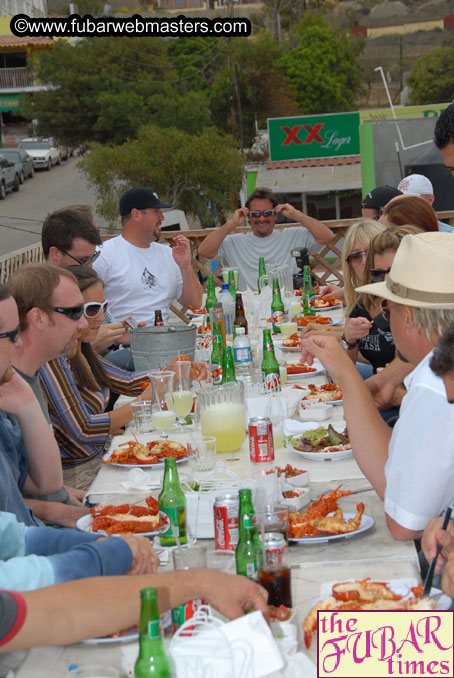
[53,305,84,320]
[0,324,20,343]
[346,250,368,263]
[248,209,275,218]
[60,249,100,266]
[370,267,391,283]
[83,300,108,319]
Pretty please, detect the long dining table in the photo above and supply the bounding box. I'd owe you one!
[13,303,422,677]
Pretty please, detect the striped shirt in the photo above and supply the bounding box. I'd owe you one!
[38,356,147,467]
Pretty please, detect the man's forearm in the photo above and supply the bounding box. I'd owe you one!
[295,212,334,245]
[178,266,203,308]
[24,499,89,527]
[198,221,233,259]
[16,402,62,494]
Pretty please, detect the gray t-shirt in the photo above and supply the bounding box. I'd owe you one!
[217,227,323,291]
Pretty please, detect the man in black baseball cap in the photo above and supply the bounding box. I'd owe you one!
[361,185,402,220]
[94,186,202,327]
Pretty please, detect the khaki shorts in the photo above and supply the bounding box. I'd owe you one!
[63,457,101,491]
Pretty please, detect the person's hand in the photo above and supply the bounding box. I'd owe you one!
[64,485,86,507]
[172,235,192,270]
[202,571,269,621]
[320,284,344,300]
[441,552,454,597]
[422,517,454,574]
[191,360,210,382]
[300,334,357,385]
[275,203,301,222]
[299,325,343,341]
[91,323,127,353]
[0,368,36,415]
[364,372,397,410]
[119,534,160,575]
[228,207,248,231]
[344,317,372,344]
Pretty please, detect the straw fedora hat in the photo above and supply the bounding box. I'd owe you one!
[356,232,454,309]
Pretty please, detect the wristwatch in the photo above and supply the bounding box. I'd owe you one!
[340,334,357,350]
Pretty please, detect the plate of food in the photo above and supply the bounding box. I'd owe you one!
[102,439,188,468]
[286,362,325,381]
[77,497,160,536]
[290,424,352,460]
[300,382,343,404]
[281,333,301,352]
[296,315,333,328]
[302,579,437,649]
[310,294,343,311]
[288,485,373,545]
[82,628,139,645]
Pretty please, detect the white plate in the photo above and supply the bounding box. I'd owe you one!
[280,345,301,353]
[82,628,139,645]
[76,512,159,538]
[286,364,325,381]
[301,397,343,406]
[311,301,343,312]
[293,446,352,461]
[289,512,374,544]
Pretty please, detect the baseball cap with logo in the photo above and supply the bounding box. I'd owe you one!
[356,232,454,309]
[397,174,434,196]
[362,186,403,212]
[119,187,174,216]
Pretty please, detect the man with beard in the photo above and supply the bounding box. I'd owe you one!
[6,266,90,526]
[301,232,454,540]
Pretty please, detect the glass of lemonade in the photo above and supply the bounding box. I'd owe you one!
[280,321,298,336]
[150,370,176,440]
[198,382,246,453]
[291,299,302,317]
[167,360,193,427]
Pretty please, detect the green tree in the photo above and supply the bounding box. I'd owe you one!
[276,14,364,113]
[78,124,244,227]
[407,46,454,105]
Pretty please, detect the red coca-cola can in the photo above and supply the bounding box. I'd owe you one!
[263,532,287,567]
[214,494,239,551]
[249,417,275,463]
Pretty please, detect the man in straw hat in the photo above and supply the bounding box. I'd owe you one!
[301,232,454,540]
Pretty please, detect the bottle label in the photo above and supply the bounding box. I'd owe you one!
[246,561,258,580]
[159,508,184,541]
[147,620,163,640]
[211,362,223,384]
[263,371,281,393]
[264,342,273,352]
[233,347,252,363]
[272,310,284,330]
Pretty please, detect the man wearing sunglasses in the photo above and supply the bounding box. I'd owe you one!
[6,265,92,526]
[301,232,454,542]
[198,187,334,291]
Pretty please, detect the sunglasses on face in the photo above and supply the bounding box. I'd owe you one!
[370,267,391,283]
[60,249,100,266]
[346,250,368,263]
[248,209,275,218]
[83,300,108,319]
[380,298,397,322]
[53,305,84,321]
[0,324,20,343]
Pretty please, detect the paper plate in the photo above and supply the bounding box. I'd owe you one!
[76,512,159,538]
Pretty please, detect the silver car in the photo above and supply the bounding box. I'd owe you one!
[1,148,34,183]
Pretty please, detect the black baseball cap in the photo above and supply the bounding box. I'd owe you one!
[119,187,174,216]
[362,186,403,212]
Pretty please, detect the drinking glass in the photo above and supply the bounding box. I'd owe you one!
[257,541,292,608]
[291,299,302,317]
[173,544,207,570]
[187,435,217,472]
[280,321,298,336]
[168,360,193,427]
[149,370,176,440]
[130,400,154,434]
[256,504,289,542]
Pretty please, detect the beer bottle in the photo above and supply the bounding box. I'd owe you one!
[257,257,268,293]
[235,488,259,580]
[205,275,217,326]
[221,346,237,384]
[210,321,223,385]
[271,277,285,334]
[228,269,236,299]
[159,458,186,546]
[302,266,315,316]
[234,293,248,334]
[261,329,281,393]
[134,587,173,678]
[154,310,164,327]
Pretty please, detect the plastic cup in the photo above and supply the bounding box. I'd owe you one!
[130,400,154,433]
[187,435,217,471]
[173,544,207,570]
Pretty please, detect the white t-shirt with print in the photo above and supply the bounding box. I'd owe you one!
[94,236,183,325]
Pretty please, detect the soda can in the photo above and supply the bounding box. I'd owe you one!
[171,598,205,633]
[263,531,287,568]
[249,417,275,463]
[214,493,239,551]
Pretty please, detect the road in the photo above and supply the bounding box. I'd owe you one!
[0,155,112,256]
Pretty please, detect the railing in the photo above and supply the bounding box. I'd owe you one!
[2,211,454,289]
[0,67,36,90]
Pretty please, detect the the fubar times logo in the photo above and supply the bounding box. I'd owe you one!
[317,610,454,678]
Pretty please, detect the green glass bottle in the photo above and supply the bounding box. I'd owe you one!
[235,489,259,580]
[134,588,173,678]
[228,269,236,299]
[221,346,237,384]
[261,329,281,392]
[211,321,223,385]
[205,275,217,316]
[257,257,268,293]
[159,458,186,546]
[302,265,315,316]
[271,277,285,334]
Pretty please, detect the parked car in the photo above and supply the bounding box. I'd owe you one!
[18,138,61,170]
[0,154,20,199]
[0,148,34,183]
